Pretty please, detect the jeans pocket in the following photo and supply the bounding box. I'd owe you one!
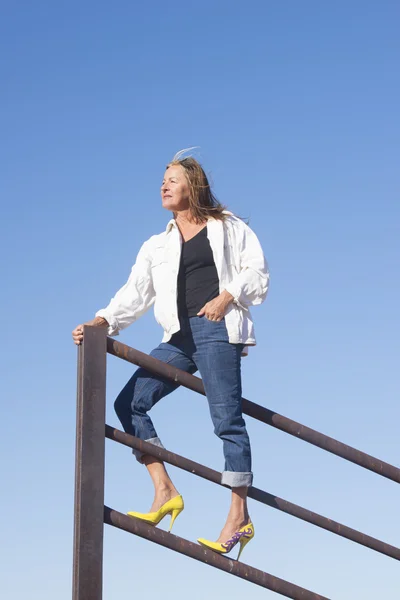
[204,315,225,323]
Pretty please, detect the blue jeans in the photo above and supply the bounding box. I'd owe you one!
[114,316,253,488]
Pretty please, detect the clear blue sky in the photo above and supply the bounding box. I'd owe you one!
[1,1,399,599]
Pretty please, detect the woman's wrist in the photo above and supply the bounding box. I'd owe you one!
[220,290,234,304]
[88,316,109,327]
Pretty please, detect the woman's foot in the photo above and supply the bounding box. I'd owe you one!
[128,493,184,532]
[197,519,254,561]
[215,513,251,544]
[149,484,180,513]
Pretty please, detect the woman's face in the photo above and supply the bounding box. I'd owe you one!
[160,165,190,212]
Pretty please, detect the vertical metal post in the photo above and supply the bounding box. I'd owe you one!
[73,326,107,600]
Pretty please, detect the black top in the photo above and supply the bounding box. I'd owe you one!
[177,226,220,318]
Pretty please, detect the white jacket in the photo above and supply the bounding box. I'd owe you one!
[96,212,269,354]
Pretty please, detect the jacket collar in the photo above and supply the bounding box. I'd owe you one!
[165,218,177,233]
[165,210,232,234]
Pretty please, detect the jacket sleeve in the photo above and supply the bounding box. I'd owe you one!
[224,222,269,310]
[95,240,155,336]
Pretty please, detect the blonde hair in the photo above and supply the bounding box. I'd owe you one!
[167,150,227,223]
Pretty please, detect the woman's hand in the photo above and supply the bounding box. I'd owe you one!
[72,317,109,345]
[197,290,234,321]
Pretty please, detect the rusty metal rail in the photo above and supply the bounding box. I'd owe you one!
[106,425,400,561]
[104,506,330,600]
[73,327,107,600]
[107,338,400,484]
[73,327,398,600]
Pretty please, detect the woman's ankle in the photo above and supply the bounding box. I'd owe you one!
[226,507,249,524]
[154,483,178,498]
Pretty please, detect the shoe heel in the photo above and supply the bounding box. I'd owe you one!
[168,507,183,532]
[237,537,251,561]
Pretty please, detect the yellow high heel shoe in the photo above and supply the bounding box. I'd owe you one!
[197,522,254,561]
[127,494,184,532]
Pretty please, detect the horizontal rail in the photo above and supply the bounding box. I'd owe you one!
[104,506,330,600]
[107,338,400,484]
[106,426,400,561]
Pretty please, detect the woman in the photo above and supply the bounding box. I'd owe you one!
[72,151,269,561]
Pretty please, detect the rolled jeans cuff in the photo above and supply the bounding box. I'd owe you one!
[132,437,165,462]
[221,471,253,488]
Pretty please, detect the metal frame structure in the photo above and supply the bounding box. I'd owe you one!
[73,326,400,600]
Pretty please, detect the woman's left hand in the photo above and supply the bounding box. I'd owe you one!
[197,290,234,321]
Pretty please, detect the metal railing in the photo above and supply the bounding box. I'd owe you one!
[73,326,400,600]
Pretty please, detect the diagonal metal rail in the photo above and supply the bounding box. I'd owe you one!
[106,426,400,561]
[107,338,400,484]
[104,506,331,600]
[73,327,398,600]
